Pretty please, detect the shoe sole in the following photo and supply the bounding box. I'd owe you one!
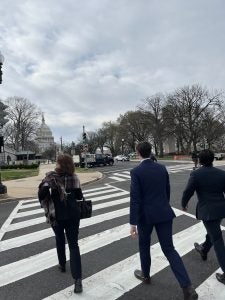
[134,274,151,284]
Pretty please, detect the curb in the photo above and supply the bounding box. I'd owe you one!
[0,173,104,203]
[81,173,104,186]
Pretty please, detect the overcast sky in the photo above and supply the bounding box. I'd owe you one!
[1,0,225,143]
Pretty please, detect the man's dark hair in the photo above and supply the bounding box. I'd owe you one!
[136,142,152,158]
[198,149,214,167]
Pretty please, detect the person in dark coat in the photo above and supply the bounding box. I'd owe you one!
[191,151,198,170]
[130,141,198,300]
[182,149,225,284]
[151,154,157,162]
[38,154,83,293]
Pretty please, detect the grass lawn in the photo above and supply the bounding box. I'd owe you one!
[0,168,39,181]
[0,166,95,181]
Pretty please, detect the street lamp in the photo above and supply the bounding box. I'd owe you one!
[0,51,4,84]
[121,138,125,155]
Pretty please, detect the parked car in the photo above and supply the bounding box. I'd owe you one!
[95,154,114,166]
[114,155,130,162]
[214,153,224,160]
[128,152,137,158]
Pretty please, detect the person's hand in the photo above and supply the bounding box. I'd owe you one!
[130,225,138,239]
[182,206,188,212]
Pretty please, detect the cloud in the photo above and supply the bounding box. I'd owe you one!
[1,0,225,142]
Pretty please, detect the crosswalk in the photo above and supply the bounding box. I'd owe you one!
[0,184,225,299]
[108,164,194,182]
[108,161,225,182]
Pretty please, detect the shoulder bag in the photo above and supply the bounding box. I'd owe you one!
[77,197,92,219]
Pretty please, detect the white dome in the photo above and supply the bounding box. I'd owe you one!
[37,122,53,138]
[36,115,54,152]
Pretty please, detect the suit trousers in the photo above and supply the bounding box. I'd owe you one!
[203,219,225,272]
[201,233,212,254]
[52,219,82,280]
[138,220,191,288]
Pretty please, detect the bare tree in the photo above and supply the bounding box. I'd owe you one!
[4,97,41,151]
[166,85,223,153]
[139,94,167,156]
[42,145,57,161]
[101,121,119,156]
[200,108,225,149]
[118,111,150,153]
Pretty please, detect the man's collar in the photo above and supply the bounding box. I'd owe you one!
[140,158,151,162]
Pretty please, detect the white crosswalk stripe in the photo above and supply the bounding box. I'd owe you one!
[0,182,224,299]
[42,222,206,300]
[108,164,194,182]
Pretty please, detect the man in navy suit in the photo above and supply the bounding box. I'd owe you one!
[130,142,198,300]
[182,149,225,284]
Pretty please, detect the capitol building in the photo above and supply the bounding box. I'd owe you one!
[36,115,55,153]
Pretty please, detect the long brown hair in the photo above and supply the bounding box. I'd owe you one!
[56,154,75,175]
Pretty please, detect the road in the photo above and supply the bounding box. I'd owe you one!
[1,160,225,299]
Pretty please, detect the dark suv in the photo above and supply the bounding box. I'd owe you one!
[95,154,114,166]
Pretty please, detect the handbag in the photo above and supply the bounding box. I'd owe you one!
[77,198,92,219]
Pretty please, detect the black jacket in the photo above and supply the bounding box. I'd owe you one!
[182,166,225,221]
[39,185,83,221]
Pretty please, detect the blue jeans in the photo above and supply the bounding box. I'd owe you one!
[52,219,82,280]
[203,219,225,273]
[138,220,191,288]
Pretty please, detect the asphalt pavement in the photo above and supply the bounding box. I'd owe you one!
[1,159,225,299]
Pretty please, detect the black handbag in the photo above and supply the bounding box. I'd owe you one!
[77,198,92,219]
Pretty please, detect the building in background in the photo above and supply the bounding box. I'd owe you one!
[35,115,55,153]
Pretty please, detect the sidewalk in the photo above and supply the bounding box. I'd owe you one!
[0,163,103,201]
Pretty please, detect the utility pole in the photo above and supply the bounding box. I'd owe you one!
[0,101,8,195]
[0,125,7,195]
[83,125,87,168]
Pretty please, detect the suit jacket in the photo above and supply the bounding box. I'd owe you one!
[182,166,225,221]
[130,159,175,225]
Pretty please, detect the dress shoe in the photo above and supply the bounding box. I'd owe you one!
[216,273,225,284]
[74,279,83,293]
[182,285,198,300]
[194,243,207,261]
[58,264,66,273]
[134,269,151,284]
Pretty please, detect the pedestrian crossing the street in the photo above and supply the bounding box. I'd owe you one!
[0,184,225,299]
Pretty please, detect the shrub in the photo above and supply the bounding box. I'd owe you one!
[0,164,39,170]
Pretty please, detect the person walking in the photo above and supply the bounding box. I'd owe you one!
[191,151,198,170]
[182,149,225,284]
[194,233,212,261]
[130,141,198,300]
[38,154,83,293]
[151,153,157,162]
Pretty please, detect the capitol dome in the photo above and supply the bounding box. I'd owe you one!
[36,115,55,153]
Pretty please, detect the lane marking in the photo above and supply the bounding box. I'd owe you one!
[0,207,129,251]
[42,221,206,300]
[112,173,130,179]
[0,202,22,241]
[0,208,191,288]
[0,224,131,287]
[108,176,126,182]
[196,268,225,300]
